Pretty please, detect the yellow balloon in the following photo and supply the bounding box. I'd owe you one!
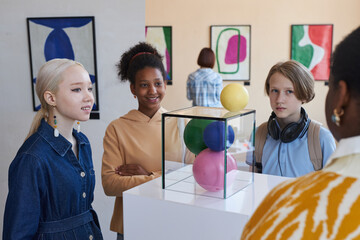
[220,83,249,112]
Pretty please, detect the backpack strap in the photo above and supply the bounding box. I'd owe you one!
[254,122,268,173]
[307,120,323,171]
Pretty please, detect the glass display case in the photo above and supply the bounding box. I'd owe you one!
[162,106,255,199]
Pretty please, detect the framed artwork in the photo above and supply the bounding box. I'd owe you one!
[211,25,251,81]
[291,24,333,81]
[27,16,99,119]
[145,26,172,85]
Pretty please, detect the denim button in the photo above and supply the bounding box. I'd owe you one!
[81,172,85,177]
[82,192,86,198]
[89,235,93,240]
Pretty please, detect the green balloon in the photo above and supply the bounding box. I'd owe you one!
[183,119,214,155]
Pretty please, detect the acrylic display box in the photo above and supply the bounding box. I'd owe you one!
[161,106,256,199]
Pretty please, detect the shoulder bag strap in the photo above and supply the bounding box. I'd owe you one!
[307,120,323,171]
[254,122,268,173]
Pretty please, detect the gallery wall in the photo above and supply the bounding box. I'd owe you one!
[1,0,359,237]
[146,0,360,127]
[0,0,144,238]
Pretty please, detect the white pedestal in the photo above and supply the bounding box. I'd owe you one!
[123,171,289,240]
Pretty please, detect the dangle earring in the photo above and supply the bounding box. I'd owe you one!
[134,95,137,99]
[76,121,81,133]
[331,108,344,127]
[44,110,49,123]
[53,115,59,137]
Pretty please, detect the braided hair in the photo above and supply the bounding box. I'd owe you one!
[116,42,166,85]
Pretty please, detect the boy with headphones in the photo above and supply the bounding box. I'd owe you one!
[252,60,336,177]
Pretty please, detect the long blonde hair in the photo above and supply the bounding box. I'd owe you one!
[26,59,84,140]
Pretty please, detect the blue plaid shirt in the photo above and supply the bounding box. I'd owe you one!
[187,68,223,107]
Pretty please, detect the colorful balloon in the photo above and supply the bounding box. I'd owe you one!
[192,148,237,192]
[220,83,249,112]
[183,119,214,155]
[203,121,235,151]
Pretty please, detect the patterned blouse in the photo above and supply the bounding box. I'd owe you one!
[241,136,360,240]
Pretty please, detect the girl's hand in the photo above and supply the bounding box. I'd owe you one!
[115,164,150,176]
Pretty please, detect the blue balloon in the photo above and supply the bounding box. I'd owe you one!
[203,121,235,151]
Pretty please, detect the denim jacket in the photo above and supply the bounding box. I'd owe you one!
[3,119,103,239]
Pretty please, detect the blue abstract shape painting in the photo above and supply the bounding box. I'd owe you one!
[27,17,99,118]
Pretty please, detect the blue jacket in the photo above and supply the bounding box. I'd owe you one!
[3,119,103,239]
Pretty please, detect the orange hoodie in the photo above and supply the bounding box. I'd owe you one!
[102,107,191,233]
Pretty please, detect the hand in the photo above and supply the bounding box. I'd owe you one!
[115,164,150,176]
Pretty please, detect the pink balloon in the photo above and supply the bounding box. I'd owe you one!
[192,148,237,192]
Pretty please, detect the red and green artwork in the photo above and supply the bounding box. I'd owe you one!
[211,25,251,81]
[145,26,172,84]
[291,24,333,81]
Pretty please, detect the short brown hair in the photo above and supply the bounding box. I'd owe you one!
[265,60,315,103]
[197,48,215,68]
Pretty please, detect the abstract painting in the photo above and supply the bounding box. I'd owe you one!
[291,24,333,81]
[211,25,251,81]
[145,26,172,85]
[27,16,99,119]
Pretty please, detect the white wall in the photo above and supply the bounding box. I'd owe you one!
[0,0,144,238]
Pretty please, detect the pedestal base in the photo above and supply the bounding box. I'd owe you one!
[123,171,288,240]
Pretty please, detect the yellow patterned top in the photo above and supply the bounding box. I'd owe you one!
[241,156,360,239]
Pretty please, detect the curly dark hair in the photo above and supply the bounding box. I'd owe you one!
[116,42,166,85]
[331,26,360,97]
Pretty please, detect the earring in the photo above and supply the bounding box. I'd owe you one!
[76,121,81,133]
[331,108,344,127]
[54,115,59,137]
[134,95,137,99]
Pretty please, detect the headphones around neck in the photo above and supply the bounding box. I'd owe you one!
[267,107,308,143]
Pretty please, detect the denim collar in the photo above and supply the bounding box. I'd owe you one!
[37,119,89,157]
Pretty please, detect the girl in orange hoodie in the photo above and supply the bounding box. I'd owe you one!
[102,42,172,240]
